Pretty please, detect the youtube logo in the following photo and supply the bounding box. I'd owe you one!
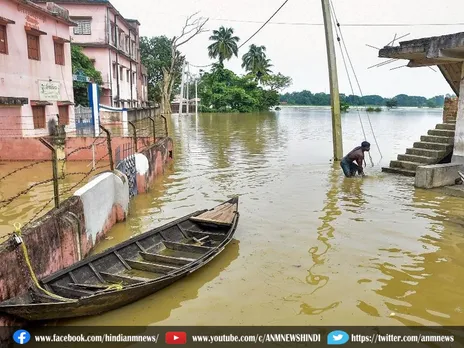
[165,332,187,345]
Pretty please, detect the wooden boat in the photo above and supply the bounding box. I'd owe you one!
[0,197,239,321]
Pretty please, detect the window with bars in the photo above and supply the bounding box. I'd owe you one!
[27,34,40,60]
[0,24,7,54]
[32,106,46,129]
[73,20,91,35]
[54,42,64,65]
[58,106,69,125]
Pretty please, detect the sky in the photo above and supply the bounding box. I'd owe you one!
[111,0,464,98]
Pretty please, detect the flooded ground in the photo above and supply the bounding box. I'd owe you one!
[0,161,109,238]
[7,106,464,327]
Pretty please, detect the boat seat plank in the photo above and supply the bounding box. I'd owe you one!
[99,272,145,285]
[139,252,196,266]
[190,203,237,226]
[125,259,179,274]
[186,230,226,241]
[70,283,109,290]
[163,241,213,254]
[51,284,95,298]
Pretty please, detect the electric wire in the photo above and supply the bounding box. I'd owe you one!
[330,0,383,163]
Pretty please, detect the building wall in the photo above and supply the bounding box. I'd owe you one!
[48,2,145,107]
[443,97,458,123]
[0,0,75,137]
[452,63,464,163]
[57,3,107,43]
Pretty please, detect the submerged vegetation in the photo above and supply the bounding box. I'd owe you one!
[196,26,292,112]
[280,91,451,108]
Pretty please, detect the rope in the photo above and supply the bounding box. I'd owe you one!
[13,222,75,302]
[329,0,383,164]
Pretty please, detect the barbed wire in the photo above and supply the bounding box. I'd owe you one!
[0,160,50,182]
[0,179,55,209]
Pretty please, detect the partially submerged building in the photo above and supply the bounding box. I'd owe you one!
[379,32,464,182]
[0,0,76,137]
[33,0,150,108]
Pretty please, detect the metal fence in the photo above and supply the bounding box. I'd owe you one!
[74,105,94,137]
[115,142,138,198]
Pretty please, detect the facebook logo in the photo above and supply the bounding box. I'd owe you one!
[13,330,31,345]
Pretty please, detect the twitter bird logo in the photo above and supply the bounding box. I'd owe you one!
[327,330,349,345]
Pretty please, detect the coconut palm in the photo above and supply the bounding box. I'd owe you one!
[207,27,240,66]
[242,45,272,82]
[242,45,266,72]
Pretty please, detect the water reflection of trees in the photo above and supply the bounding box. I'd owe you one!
[369,188,464,326]
[301,164,341,315]
[195,112,282,167]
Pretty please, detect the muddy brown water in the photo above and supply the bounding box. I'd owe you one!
[4,106,464,327]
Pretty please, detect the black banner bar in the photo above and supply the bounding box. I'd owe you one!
[2,326,463,347]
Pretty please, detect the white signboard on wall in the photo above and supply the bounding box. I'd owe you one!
[38,80,61,101]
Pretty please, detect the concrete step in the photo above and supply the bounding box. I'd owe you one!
[436,123,456,130]
[428,129,455,137]
[397,154,437,164]
[413,141,453,151]
[406,148,446,158]
[390,160,422,171]
[382,167,416,177]
[420,135,454,144]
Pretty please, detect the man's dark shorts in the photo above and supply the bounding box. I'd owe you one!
[340,157,359,177]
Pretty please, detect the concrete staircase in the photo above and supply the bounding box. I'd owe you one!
[382,121,455,177]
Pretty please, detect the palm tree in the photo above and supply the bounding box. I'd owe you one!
[207,27,240,66]
[242,45,272,82]
[242,45,266,72]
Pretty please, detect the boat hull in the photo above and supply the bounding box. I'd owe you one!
[0,198,239,321]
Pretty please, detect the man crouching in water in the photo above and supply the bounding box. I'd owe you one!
[340,141,370,177]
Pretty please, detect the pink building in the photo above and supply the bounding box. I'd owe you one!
[34,0,149,108]
[0,0,76,138]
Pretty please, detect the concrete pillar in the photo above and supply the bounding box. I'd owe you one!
[88,83,100,136]
[122,109,129,136]
[54,125,66,177]
[452,63,464,164]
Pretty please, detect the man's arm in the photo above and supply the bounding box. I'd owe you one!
[356,158,364,175]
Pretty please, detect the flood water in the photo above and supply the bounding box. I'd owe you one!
[26,107,464,326]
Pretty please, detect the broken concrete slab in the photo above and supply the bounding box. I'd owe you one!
[415,163,464,188]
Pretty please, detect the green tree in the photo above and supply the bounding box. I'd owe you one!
[140,36,184,105]
[385,98,398,108]
[71,45,103,106]
[262,73,292,91]
[242,44,268,81]
[207,26,240,66]
[198,66,279,113]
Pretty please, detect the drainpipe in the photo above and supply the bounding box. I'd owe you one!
[107,7,113,107]
[129,28,133,107]
[115,13,120,107]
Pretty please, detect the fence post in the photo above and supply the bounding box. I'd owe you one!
[148,116,156,144]
[128,121,138,152]
[160,114,168,137]
[99,125,114,171]
[39,138,60,208]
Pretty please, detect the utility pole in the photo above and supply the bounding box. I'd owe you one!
[321,0,343,160]
[195,76,198,117]
[179,61,186,116]
[186,63,190,115]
